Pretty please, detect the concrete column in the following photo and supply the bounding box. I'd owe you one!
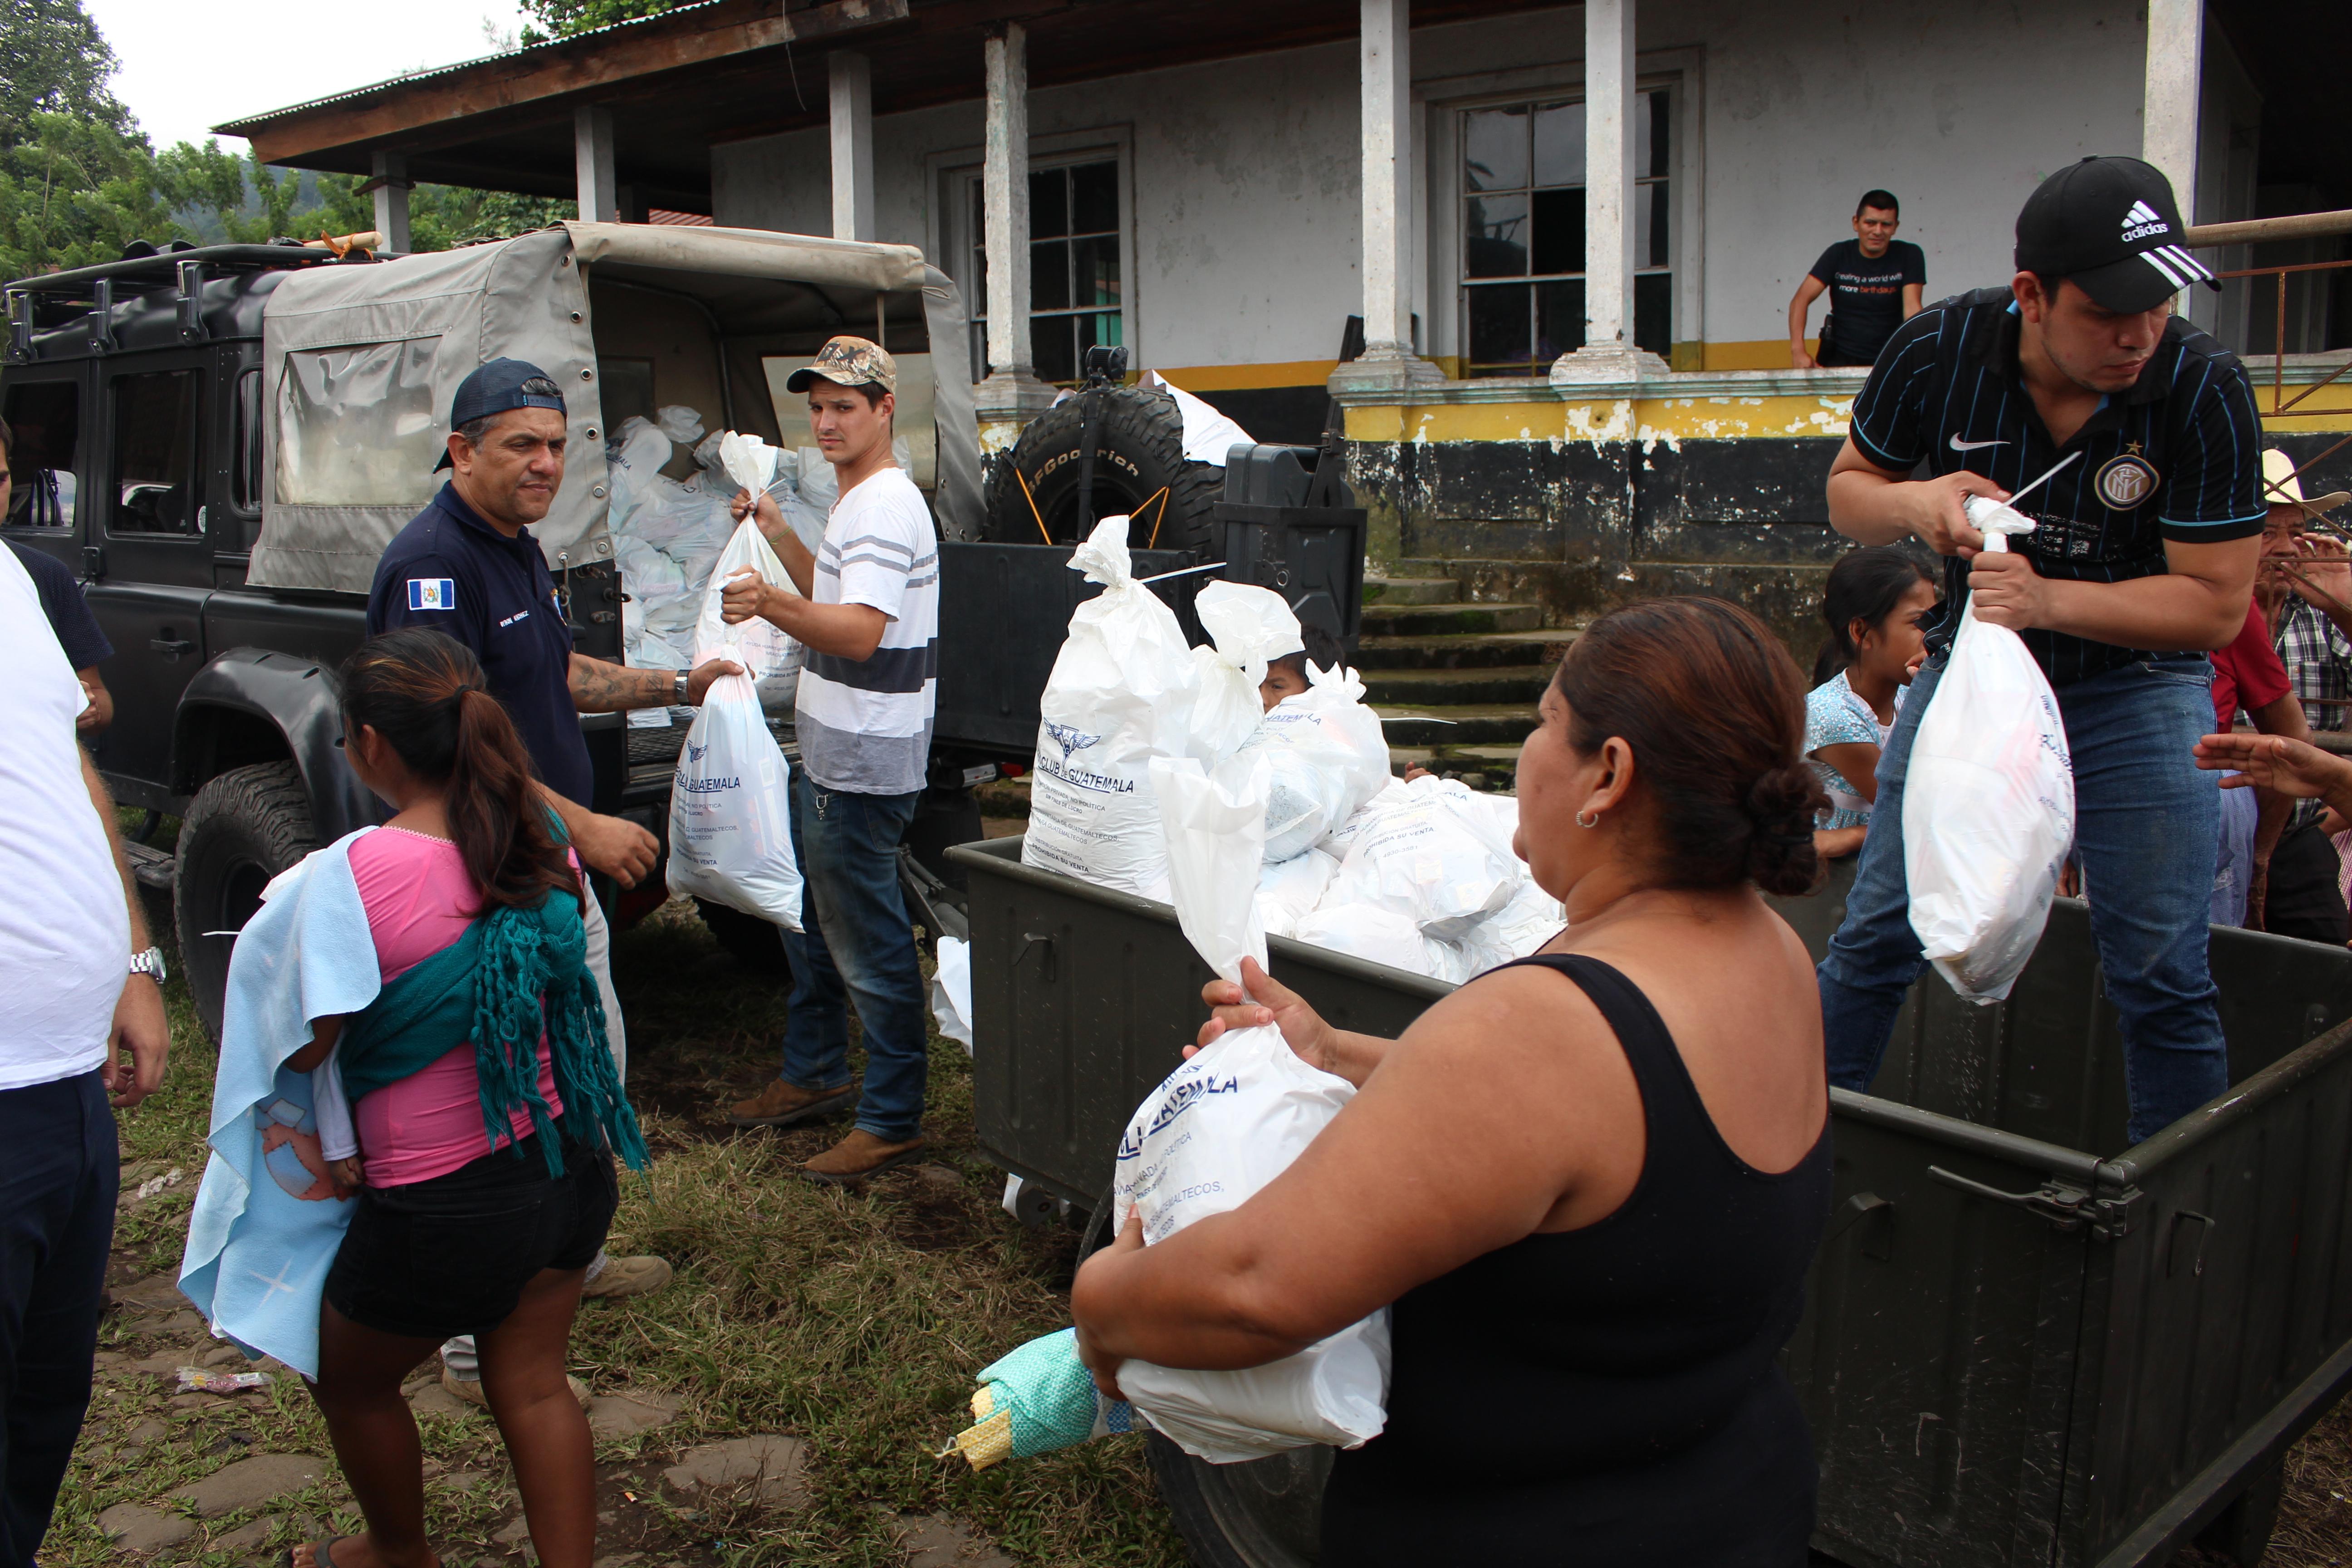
[2141,0,2203,217]
[1552,0,1667,384]
[1330,0,1442,393]
[828,51,875,242]
[369,151,411,254]
[573,106,617,224]
[974,24,1056,421]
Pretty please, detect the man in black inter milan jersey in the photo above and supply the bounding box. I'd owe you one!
[1816,156,2264,1144]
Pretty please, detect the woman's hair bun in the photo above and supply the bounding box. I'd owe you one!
[1744,765,1828,897]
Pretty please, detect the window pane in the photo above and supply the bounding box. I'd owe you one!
[1032,239,1071,310]
[1638,180,1671,269]
[234,369,264,515]
[1072,233,1121,309]
[1465,192,1530,279]
[1635,272,1672,358]
[1530,186,1584,276]
[970,181,988,317]
[1533,100,1584,187]
[1464,106,1529,192]
[1030,167,1068,239]
[1465,282,1534,375]
[275,340,443,507]
[3,379,79,529]
[1537,278,1585,363]
[112,370,197,533]
[1032,315,1076,383]
[1070,160,1118,234]
[1642,89,1671,179]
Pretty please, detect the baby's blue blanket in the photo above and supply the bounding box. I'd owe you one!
[180,829,381,1379]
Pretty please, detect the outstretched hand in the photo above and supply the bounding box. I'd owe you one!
[2194,731,2352,803]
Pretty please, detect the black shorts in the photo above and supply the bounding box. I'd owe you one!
[323,1127,619,1341]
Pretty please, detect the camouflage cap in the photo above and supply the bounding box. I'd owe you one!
[785,335,897,395]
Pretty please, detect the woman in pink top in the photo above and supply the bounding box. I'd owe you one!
[284,629,642,1568]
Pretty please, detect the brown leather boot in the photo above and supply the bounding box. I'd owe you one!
[802,1128,927,1184]
[726,1078,859,1128]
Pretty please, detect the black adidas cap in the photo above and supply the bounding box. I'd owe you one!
[2014,156,2220,314]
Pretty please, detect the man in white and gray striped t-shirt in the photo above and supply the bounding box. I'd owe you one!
[719,335,941,1182]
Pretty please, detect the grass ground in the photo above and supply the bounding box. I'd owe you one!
[51,866,1182,1568]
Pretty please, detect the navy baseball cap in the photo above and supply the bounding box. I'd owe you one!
[434,358,568,470]
[2014,156,2219,314]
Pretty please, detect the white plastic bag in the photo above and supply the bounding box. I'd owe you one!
[1328,779,1522,942]
[1290,903,1439,978]
[1022,516,1200,900]
[655,404,706,445]
[665,668,804,932]
[1111,756,1390,1463]
[1255,848,1337,940]
[1188,581,1303,768]
[694,518,804,689]
[1903,504,2075,1003]
[714,430,781,496]
[1261,664,1392,862]
[931,934,974,1054]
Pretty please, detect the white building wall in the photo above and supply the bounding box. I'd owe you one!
[713,0,2153,377]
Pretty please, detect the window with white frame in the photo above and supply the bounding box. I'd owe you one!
[1459,88,1671,376]
[959,157,1124,384]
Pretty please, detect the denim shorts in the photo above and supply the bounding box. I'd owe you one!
[323,1126,618,1341]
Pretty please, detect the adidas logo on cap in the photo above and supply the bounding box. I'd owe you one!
[2121,199,2171,243]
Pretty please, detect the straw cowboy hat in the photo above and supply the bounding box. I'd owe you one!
[2263,448,2350,521]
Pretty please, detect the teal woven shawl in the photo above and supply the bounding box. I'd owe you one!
[337,886,647,1178]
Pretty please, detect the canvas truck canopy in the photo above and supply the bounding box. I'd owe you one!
[251,221,982,593]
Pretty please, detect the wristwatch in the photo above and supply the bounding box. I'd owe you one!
[672,671,692,706]
[129,946,167,986]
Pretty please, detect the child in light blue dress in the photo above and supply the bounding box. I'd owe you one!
[1806,549,1938,858]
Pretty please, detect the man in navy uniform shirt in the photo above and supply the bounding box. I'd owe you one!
[1817,157,2264,1143]
[367,360,736,1365]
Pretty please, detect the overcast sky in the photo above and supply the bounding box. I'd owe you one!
[83,0,533,152]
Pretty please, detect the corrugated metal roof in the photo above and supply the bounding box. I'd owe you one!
[212,0,737,133]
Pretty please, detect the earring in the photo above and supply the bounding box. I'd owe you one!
[1576,810,1600,829]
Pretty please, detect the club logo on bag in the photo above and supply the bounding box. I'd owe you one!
[687,741,710,765]
[1116,1072,1241,1158]
[2094,454,2159,511]
[1044,722,1104,760]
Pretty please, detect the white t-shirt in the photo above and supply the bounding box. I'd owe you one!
[0,546,130,1089]
[793,465,940,796]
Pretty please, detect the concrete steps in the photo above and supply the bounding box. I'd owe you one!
[1355,569,1577,787]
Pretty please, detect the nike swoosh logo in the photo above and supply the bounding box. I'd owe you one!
[1949,435,2009,452]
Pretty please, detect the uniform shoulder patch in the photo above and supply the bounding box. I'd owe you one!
[407,578,457,611]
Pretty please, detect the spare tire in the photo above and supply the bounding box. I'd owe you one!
[985,384,1220,558]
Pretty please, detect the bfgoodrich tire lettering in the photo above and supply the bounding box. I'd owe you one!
[176,760,318,1043]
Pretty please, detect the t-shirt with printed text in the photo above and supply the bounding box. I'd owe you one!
[1810,239,1926,364]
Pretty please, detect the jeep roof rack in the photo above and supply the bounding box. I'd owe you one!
[6,241,360,298]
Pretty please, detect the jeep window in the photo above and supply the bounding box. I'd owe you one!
[110,370,199,534]
[233,368,263,514]
[275,338,443,507]
[3,380,80,530]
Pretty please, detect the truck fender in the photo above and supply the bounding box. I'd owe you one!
[172,648,377,841]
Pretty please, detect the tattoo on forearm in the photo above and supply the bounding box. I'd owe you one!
[569,655,671,712]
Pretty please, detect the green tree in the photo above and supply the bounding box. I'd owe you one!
[0,0,137,147]
[516,0,681,45]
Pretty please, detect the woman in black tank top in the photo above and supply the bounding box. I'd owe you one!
[1073,598,1837,1567]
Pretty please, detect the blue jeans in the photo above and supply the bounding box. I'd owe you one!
[775,764,929,1142]
[1818,649,2228,1145]
[0,1072,116,1568]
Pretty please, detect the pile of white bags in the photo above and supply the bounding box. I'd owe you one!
[1108,754,1391,1463]
[1904,500,2076,1003]
[1260,663,1392,862]
[1021,515,1200,901]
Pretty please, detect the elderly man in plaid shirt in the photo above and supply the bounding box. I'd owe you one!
[2256,448,2352,940]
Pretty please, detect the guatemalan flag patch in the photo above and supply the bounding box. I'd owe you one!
[407,578,456,611]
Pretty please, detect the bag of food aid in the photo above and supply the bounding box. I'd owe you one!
[931,934,975,1054]
[1022,516,1200,900]
[1106,756,1391,1464]
[1327,777,1522,942]
[1261,663,1393,862]
[1188,581,1303,768]
[1902,500,2075,1003]
[694,517,805,701]
[666,564,805,931]
[1255,847,1338,940]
